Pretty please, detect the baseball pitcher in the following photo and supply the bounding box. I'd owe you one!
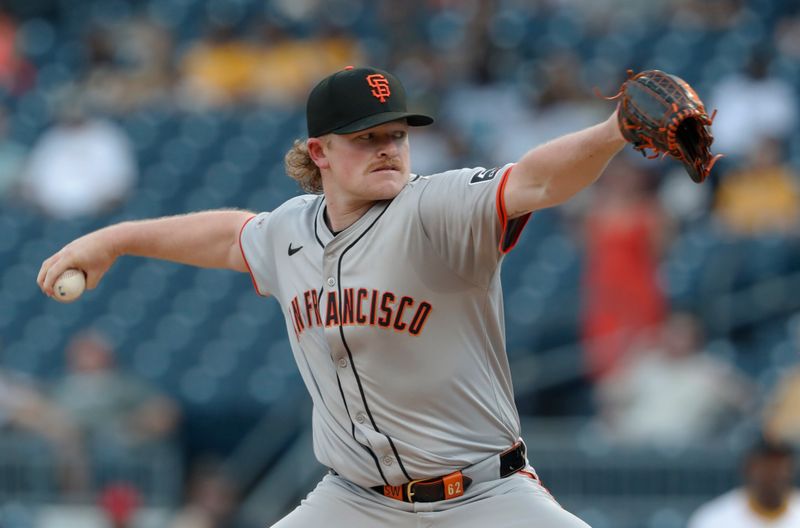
[38,66,717,527]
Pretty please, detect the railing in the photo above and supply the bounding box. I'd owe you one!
[0,430,182,507]
[522,417,751,528]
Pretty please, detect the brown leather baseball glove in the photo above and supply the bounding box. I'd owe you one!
[604,69,722,183]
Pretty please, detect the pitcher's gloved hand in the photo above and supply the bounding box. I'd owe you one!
[605,69,723,183]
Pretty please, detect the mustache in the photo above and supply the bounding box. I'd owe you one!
[368,159,402,172]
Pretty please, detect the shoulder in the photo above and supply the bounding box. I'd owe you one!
[267,193,322,221]
[275,193,321,212]
[416,166,509,186]
[243,193,320,238]
[407,166,510,198]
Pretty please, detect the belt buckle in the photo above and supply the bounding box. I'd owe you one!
[406,478,424,502]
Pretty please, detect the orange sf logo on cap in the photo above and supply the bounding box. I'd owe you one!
[366,74,391,103]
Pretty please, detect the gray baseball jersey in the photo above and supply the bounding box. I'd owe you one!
[239,163,530,489]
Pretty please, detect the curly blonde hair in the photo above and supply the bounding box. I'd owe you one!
[284,139,323,194]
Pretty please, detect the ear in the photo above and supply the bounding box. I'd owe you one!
[307,137,331,170]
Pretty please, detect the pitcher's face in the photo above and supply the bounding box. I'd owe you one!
[311,120,411,202]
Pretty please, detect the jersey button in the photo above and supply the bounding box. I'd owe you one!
[382,456,393,466]
[355,413,366,424]
[338,358,348,368]
[327,277,336,287]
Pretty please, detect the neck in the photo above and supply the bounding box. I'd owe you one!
[324,194,375,232]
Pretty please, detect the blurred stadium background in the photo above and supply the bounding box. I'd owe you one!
[0,0,799,527]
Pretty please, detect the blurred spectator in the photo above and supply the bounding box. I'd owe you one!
[51,329,180,487]
[580,158,671,380]
[169,459,239,528]
[775,11,800,60]
[442,48,607,167]
[710,50,798,157]
[376,0,434,70]
[764,366,800,447]
[439,81,527,166]
[250,21,363,106]
[21,92,137,219]
[0,106,27,199]
[713,137,800,236]
[494,52,608,164]
[0,6,35,95]
[594,312,753,447]
[99,482,141,528]
[672,0,746,30]
[0,368,88,492]
[179,21,261,108]
[657,166,712,225]
[81,18,175,113]
[181,16,362,108]
[687,438,800,528]
[409,124,470,175]
[82,25,117,90]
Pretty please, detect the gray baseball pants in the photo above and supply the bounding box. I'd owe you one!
[272,468,591,527]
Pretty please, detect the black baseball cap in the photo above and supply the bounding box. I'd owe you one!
[306,66,434,138]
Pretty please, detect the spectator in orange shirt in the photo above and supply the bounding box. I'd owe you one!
[580,157,672,380]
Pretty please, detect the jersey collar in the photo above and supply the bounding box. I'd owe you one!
[314,195,393,249]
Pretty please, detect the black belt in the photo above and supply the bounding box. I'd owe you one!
[371,441,526,503]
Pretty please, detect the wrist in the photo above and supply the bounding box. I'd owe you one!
[607,109,625,144]
[100,222,132,259]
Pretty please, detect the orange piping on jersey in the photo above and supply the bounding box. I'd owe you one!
[518,469,560,505]
[238,215,269,297]
[495,165,511,238]
[494,164,532,255]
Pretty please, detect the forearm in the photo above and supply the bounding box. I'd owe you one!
[109,209,254,270]
[505,113,626,217]
[38,209,255,297]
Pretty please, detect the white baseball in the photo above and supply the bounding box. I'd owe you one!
[53,269,86,303]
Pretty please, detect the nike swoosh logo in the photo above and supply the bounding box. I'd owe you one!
[288,243,303,256]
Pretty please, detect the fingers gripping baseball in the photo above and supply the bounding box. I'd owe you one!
[37,232,117,298]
